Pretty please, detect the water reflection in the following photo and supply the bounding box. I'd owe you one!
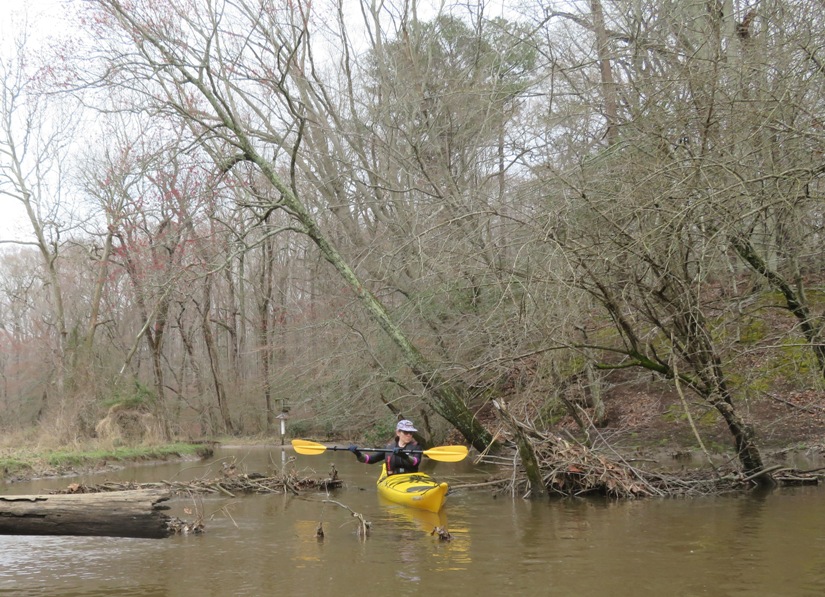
[377,497,448,532]
[374,498,472,573]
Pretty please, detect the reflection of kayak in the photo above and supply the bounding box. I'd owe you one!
[378,495,448,532]
[376,465,448,513]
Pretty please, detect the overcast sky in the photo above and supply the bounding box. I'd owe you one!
[0,0,72,49]
[0,0,518,245]
[0,1,75,244]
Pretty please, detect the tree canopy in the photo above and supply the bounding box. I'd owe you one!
[0,0,823,480]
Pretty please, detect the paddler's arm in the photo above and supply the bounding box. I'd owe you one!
[347,445,387,464]
[363,451,389,464]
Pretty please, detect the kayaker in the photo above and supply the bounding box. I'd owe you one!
[348,419,422,475]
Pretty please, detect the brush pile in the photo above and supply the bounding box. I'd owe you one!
[479,430,660,499]
[484,399,823,498]
[50,461,342,497]
[477,433,824,498]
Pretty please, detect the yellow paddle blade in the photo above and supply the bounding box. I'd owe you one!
[422,445,469,462]
[291,439,328,455]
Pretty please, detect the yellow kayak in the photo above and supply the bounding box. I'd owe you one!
[376,465,449,513]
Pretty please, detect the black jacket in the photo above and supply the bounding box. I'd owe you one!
[363,438,422,474]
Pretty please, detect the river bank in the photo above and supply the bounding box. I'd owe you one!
[3,386,824,489]
[0,442,215,484]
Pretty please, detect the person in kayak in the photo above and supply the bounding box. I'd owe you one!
[348,419,422,475]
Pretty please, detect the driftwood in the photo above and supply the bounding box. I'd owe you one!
[490,399,658,498]
[0,489,176,539]
[0,463,341,539]
[49,463,343,497]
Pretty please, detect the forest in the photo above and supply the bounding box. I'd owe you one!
[0,0,823,484]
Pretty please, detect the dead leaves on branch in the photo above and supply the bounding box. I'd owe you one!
[487,434,657,498]
[543,443,655,498]
[491,399,656,498]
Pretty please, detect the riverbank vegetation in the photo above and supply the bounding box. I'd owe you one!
[1,1,824,491]
[0,440,212,482]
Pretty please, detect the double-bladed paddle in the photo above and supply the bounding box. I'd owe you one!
[291,439,468,463]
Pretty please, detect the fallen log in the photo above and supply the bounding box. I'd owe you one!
[0,488,175,539]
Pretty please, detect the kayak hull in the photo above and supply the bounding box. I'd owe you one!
[376,466,448,513]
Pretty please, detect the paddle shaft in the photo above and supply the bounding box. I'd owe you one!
[327,446,424,455]
[291,439,468,462]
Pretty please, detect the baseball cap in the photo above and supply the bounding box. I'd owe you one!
[396,419,417,433]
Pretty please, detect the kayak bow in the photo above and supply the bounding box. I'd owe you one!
[376,465,448,513]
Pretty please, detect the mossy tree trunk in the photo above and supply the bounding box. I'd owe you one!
[494,400,548,498]
[581,274,770,482]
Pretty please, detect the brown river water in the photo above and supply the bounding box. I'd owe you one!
[2,445,825,596]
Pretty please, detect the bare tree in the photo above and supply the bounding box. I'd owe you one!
[84,0,498,450]
[0,33,78,412]
[523,0,825,479]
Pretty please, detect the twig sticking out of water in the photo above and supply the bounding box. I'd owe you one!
[322,499,371,538]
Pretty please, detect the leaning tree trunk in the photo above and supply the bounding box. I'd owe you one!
[730,234,825,379]
[688,322,771,484]
[588,277,770,484]
[95,3,497,453]
[494,400,548,499]
[709,388,772,487]
[245,141,497,453]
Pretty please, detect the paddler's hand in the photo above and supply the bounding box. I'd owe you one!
[393,446,412,464]
[347,445,366,462]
